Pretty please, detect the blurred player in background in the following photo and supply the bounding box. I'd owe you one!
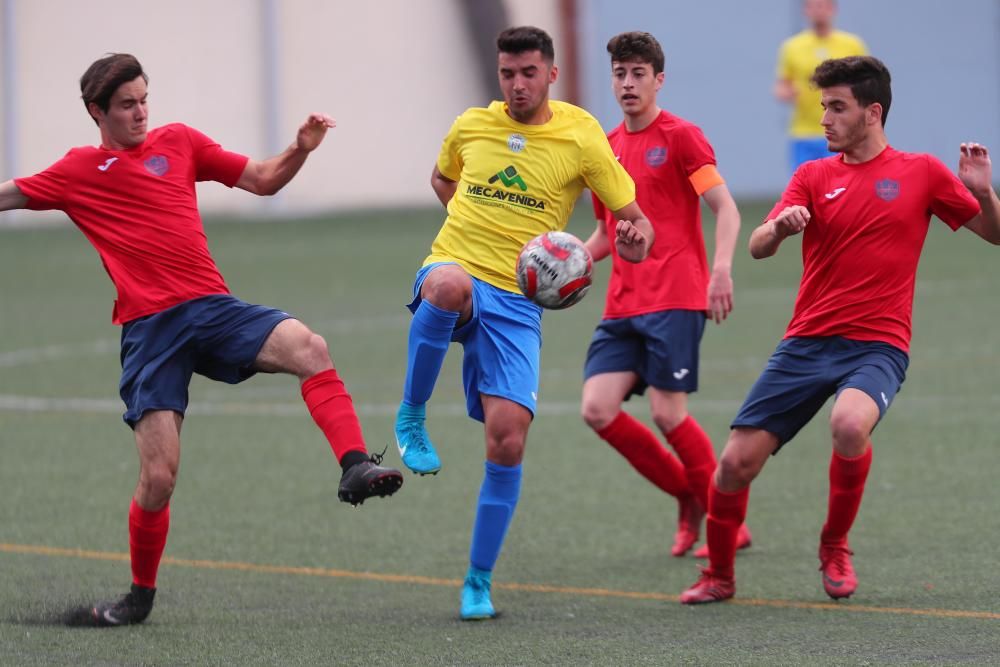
[681,56,1000,604]
[581,31,750,560]
[393,26,652,620]
[0,53,403,627]
[775,0,867,171]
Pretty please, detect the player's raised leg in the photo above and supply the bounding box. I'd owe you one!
[395,263,470,475]
[818,388,878,599]
[255,318,402,505]
[461,395,529,620]
[680,427,775,604]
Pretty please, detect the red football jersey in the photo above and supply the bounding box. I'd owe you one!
[15,124,249,324]
[767,146,980,352]
[592,111,723,318]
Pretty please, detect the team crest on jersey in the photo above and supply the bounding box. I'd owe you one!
[507,134,527,153]
[645,146,668,167]
[875,179,900,201]
[144,155,170,176]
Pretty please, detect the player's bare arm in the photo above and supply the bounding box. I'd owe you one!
[774,77,797,103]
[957,142,1000,244]
[235,113,335,196]
[750,205,810,259]
[0,180,28,211]
[583,218,611,261]
[430,165,458,207]
[702,184,741,323]
[610,201,654,263]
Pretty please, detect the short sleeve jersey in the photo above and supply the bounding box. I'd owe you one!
[767,147,980,352]
[777,30,867,138]
[428,100,636,293]
[14,124,249,324]
[592,110,724,318]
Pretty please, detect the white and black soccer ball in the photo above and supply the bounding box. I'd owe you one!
[515,231,593,310]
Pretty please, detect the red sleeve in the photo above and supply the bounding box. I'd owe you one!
[184,125,250,187]
[925,155,980,230]
[591,190,608,221]
[13,153,73,211]
[766,165,813,220]
[676,124,717,176]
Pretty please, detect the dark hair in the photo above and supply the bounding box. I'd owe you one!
[606,31,665,75]
[497,26,555,62]
[80,53,147,125]
[812,55,892,126]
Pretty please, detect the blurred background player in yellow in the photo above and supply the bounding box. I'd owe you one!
[775,0,867,171]
[581,32,750,560]
[393,26,653,620]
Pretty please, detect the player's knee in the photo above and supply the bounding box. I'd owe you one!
[651,409,685,435]
[580,399,617,431]
[830,412,870,450]
[486,431,526,466]
[140,463,177,505]
[300,332,333,375]
[716,450,760,488]
[422,272,471,313]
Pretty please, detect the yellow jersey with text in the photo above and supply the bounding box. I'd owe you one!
[426,100,636,293]
[777,30,867,138]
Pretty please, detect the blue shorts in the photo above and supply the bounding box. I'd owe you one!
[790,137,836,172]
[583,309,706,397]
[409,263,542,422]
[731,336,909,449]
[119,294,292,427]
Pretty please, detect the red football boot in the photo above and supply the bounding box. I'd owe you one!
[819,543,857,599]
[671,494,705,557]
[693,523,753,559]
[679,567,735,604]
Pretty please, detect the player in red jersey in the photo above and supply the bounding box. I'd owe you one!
[0,54,403,626]
[681,56,1000,604]
[581,32,750,558]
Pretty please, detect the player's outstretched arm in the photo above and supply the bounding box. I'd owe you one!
[702,184,741,323]
[430,165,458,207]
[0,180,28,211]
[958,142,1000,245]
[610,201,654,264]
[235,113,336,196]
[583,219,611,262]
[750,205,810,259]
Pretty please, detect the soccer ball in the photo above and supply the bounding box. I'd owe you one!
[515,231,593,309]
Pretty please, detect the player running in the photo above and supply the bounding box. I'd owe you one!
[681,55,999,604]
[393,26,653,619]
[580,31,750,560]
[0,53,403,626]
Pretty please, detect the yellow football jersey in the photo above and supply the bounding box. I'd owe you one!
[777,30,867,137]
[426,100,636,293]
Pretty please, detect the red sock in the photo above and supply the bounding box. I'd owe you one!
[666,416,717,511]
[129,499,169,589]
[705,479,748,579]
[820,444,873,546]
[301,368,367,463]
[596,412,690,498]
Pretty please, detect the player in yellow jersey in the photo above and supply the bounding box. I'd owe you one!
[775,0,866,170]
[393,26,653,620]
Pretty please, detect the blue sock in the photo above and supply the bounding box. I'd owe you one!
[469,461,522,572]
[403,299,459,406]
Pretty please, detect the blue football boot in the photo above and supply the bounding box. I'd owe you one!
[460,566,495,620]
[394,402,441,475]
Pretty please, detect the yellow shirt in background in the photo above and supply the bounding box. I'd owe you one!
[427,100,636,294]
[777,30,867,138]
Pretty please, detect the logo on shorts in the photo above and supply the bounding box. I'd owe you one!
[672,368,690,380]
[875,179,899,201]
[144,155,170,176]
[880,391,889,407]
[508,134,527,153]
[645,146,668,167]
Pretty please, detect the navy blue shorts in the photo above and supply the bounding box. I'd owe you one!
[731,336,909,448]
[583,309,706,397]
[409,262,542,422]
[119,294,292,427]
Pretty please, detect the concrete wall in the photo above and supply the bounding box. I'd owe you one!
[0,0,563,221]
[579,0,1000,199]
